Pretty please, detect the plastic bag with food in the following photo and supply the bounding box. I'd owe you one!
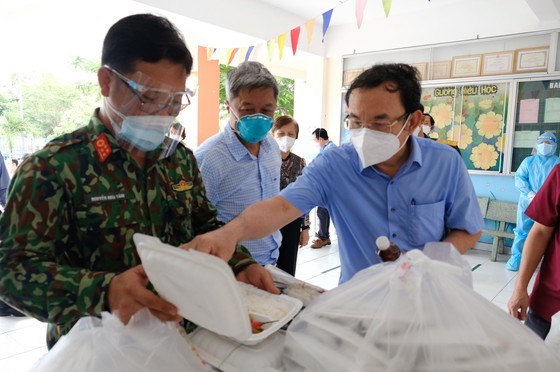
[283,247,560,371]
[32,308,210,372]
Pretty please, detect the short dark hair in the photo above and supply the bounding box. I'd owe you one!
[345,63,421,114]
[102,14,193,74]
[273,116,299,138]
[424,114,435,126]
[226,61,278,101]
[312,128,329,140]
[11,159,18,167]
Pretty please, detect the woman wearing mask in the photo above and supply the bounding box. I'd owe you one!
[272,116,310,275]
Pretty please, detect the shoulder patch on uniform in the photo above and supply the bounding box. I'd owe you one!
[172,180,193,192]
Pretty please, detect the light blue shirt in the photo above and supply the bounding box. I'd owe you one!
[281,136,484,283]
[195,125,282,265]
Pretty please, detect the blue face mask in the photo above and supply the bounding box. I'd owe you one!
[232,112,273,143]
[119,115,175,152]
[536,143,556,157]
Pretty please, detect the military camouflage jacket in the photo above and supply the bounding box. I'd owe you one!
[0,111,256,348]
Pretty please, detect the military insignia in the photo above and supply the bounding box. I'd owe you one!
[172,180,193,192]
[94,133,112,162]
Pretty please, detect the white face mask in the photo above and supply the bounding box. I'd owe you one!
[349,115,410,169]
[412,126,421,136]
[536,143,556,156]
[422,125,431,135]
[275,136,296,152]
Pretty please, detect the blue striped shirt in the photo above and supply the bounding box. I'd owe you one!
[195,125,282,265]
[281,136,484,283]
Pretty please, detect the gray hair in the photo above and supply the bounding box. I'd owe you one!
[226,61,279,101]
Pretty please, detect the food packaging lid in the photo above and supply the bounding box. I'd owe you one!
[133,233,302,345]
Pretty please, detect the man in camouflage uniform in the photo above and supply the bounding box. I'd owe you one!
[0,14,277,349]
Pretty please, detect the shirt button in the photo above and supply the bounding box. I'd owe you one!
[390,181,394,185]
[392,233,397,238]
[390,208,396,212]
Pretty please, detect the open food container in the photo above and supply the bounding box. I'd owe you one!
[133,233,303,346]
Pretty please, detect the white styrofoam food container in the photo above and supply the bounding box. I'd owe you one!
[133,233,302,345]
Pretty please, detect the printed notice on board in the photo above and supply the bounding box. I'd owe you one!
[514,131,541,148]
[544,98,560,123]
[518,99,539,123]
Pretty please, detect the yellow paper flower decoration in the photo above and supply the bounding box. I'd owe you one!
[478,99,492,110]
[431,103,453,129]
[450,126,473,150]
[476,112,504,139]
[496,135,506,153]
[470,143,499,170]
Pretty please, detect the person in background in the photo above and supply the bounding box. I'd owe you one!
[0,152,25,317]
[195,61,282,266]
[272,116,310,275]
[9,158,19,177]
[0,14,275,349]
[507,163,560,339]
[0,153,9,211]
[420,113,435,138]
[310,127,336,249]
[506,131,560,271]
[183,63,483,284]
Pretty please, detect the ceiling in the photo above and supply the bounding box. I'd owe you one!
[136,0,560,57]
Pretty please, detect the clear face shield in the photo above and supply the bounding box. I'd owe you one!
[103,65,194,159]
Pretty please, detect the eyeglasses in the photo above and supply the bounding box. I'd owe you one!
[104,65,192,116]
[345,112,409,133]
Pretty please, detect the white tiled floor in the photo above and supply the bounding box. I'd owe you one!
[0,237,536,371]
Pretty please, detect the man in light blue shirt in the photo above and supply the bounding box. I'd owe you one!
[195,62,281,265]
[310,128,337,249]
[185,63,484,283]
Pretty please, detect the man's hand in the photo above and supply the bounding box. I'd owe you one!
[507,288,530,321]
[180,229,237,262]
[107,265,182,324]
[236,264,280,295]
[299,229,310,247]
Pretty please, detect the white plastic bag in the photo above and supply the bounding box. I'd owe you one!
[32,308,210,372]
[545,310,560,354]
[283,249,560,371]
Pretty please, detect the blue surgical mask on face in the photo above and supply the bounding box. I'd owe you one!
[536,143,556,157]
[232,111,273,143]
[119,115,174,152]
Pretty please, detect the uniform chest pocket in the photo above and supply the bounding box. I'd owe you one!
[408,200,446,247]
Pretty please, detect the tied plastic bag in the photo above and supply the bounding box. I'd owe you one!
[32,308,210,372]
[283,249,560,372]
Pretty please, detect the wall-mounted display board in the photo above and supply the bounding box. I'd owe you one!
[511,79,560,171]
[421,82,509,172]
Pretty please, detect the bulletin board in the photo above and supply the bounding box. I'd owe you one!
[421,82,509,172]
[511,79,560,172]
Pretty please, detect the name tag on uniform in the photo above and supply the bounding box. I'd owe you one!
[86,192,128,203]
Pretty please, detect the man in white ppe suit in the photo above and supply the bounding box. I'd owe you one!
[506,131,560,271]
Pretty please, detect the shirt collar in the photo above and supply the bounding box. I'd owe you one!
[224,124,273,161]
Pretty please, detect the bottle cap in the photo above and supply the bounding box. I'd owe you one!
[375,236,390,250]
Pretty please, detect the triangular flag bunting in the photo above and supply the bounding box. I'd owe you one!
[305,19,315,45]
[382,0,392,17]
[227,48,238,65]
[356,0,367,29]
[253,44,262,61]
[290,26,301,55]
[267,39,275,61]
[322,9,333,42]
[238,47,247,64]
[277,33,286,60]
[245,46,254,61]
